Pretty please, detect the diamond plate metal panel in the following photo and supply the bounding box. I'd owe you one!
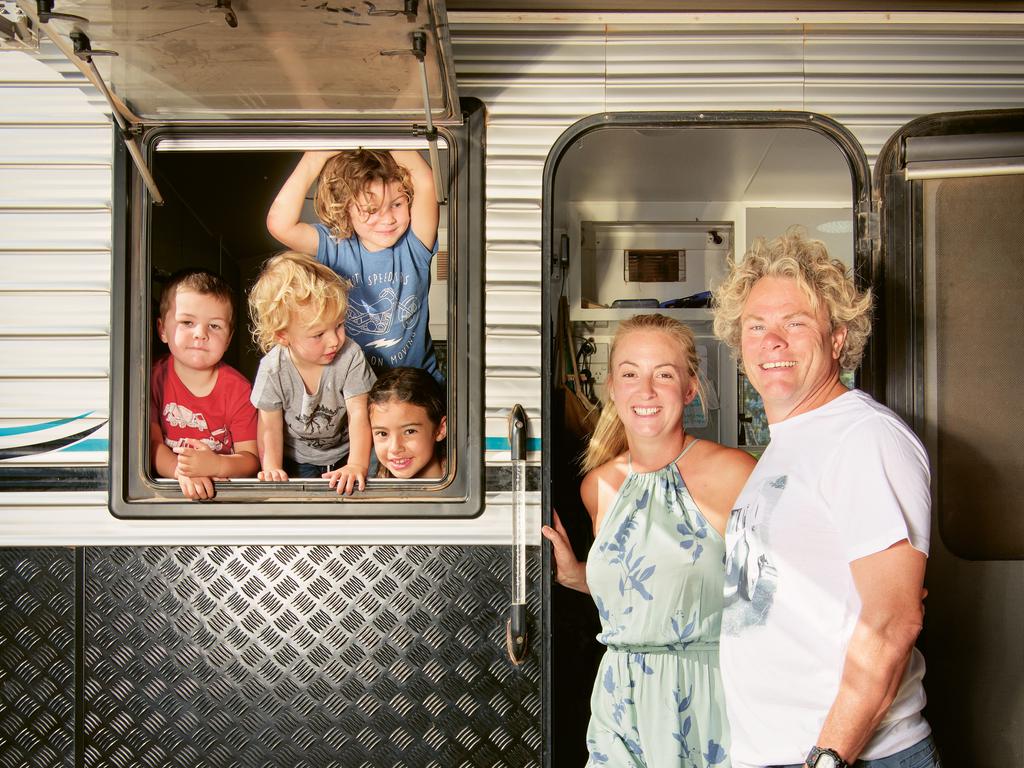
[0,548,76,768]
[83,545,542,768]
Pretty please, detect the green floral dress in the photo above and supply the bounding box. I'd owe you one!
[585,439,730,768]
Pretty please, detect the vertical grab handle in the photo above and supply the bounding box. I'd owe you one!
[506,404,529,665]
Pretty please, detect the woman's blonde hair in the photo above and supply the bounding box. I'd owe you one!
[581,314,704,474]
[248,252,350,354]
[712,227,873,372]
[314,150,414,240]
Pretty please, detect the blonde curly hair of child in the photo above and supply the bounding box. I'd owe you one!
[582,313,706,474]
[313,149,414,240]
[712,226,873,373]
[248,252,350,354]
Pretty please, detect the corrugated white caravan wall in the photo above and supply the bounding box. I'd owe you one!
[0,44,532,544]
[452,16,1024,460]
[0,45,110,465]
[2,18,1024,543]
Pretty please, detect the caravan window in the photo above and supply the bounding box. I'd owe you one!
[111,115,484,518]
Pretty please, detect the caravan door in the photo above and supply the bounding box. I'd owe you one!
[873,107,1024,766]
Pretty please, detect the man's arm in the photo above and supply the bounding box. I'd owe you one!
[266,151,335,255]
[391,150,439,248]
[812,540,927,763]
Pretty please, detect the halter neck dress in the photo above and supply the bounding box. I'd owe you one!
[584,438,731,768]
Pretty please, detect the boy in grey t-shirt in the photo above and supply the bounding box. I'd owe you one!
[248,252,375,495]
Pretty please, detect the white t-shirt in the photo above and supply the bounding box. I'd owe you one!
[720,389,932,768]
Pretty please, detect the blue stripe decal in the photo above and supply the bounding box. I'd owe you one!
[0,412,94,437]
[60,438,109,453]
[485,436,542,452]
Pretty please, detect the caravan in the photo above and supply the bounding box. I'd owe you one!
[2,2,1023,765]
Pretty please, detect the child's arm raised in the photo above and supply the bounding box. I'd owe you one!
[256,409,289,481]
[391,150,439,249]
[266,151,336,256]
[325,392,372,496]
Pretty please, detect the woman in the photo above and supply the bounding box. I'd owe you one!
[543,313,755,768]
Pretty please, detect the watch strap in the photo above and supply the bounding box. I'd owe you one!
[805,746,849,768]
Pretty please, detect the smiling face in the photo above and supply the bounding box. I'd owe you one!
[370,399,447,479]
[158,289,233,375]
[348,179,411,252]
[607,328,699,442]
[277,301,346,369]
[740,276,848,423]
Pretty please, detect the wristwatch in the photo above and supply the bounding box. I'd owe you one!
[805,746,849,768]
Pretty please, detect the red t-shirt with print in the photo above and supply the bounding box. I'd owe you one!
[151,355,257,454]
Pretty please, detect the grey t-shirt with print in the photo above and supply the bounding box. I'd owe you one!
[250,339,375,466]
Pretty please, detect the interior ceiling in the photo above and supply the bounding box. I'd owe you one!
[155,151,297,260]
[554,127,853,204]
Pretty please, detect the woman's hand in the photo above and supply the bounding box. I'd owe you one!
[542,510,590,594]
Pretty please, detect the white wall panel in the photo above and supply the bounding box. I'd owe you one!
[0,292,110,335]
[0,166,112,207]
[0,49,113,484]
[0,210,111,250]
[0,379,109,418]
[0,126,111,163]
[0,251,110,290]
[0,337,109,377]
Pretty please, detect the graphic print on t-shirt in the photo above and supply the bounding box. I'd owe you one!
[348,287,420,347]
[722,475,785,635]
[162,402,232,454]
[294,403,341,451]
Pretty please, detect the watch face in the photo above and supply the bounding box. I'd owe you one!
[814,753,839,768]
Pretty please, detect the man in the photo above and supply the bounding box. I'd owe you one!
[712,229,941,768]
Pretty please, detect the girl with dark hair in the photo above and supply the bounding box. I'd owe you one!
[368,367,446,479]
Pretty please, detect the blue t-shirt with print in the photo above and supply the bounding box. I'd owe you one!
[315,223,442,384]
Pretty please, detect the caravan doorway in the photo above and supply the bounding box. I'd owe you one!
[541,113,866,766]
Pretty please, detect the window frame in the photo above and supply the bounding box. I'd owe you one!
[109,100,485,519]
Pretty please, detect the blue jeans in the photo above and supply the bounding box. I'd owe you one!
[778,735,942,768]
[284,457,342,478]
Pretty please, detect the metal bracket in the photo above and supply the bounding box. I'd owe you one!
[366,0,418,21]
[67,30,164,205]
[383,30,447,206]
[857,198,880,244]
[35,0,85,24]
[212,0,237,29]
[1,2,36,49]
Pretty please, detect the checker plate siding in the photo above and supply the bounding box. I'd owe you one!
[82,545,542,767]
[0,548,77,768]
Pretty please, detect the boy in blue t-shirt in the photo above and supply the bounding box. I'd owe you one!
[267,149,443,384]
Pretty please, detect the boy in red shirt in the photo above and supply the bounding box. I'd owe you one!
[150,269,259,499]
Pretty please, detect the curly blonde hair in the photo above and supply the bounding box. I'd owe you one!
[581,314,704,474]
[313,150,414,239]
[247,252,350,354]
[712,227,873,372]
